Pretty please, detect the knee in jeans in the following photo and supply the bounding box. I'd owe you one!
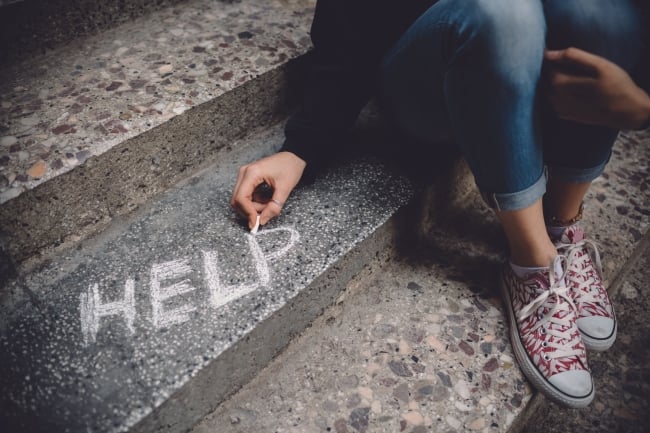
[455,0,546,66]
[545,0,641,67]
[450,0,545,82]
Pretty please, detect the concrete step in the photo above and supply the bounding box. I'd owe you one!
[0,120,417,433]
[0,0,315,267]
[187,131,650,433]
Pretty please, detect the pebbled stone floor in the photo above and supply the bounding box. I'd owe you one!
[0,0,315,203]
[194,252,529,433]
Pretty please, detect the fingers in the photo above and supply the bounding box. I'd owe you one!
[230,164,265,229]
[230,163,291,229]
[544,47,605,77]
[545,47,602,65]
[544,69,596,120]
[259,186,291,225]
[546,69,594,93]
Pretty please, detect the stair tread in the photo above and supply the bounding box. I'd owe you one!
[0,0,315,204]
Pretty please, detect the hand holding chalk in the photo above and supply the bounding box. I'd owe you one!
[230,151,306,230]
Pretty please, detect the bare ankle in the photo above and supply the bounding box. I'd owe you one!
[509,242,557,268]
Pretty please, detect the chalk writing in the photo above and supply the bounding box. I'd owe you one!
[204,227,299,309]
[80,279,136,346]
[79,226,300,346]
[150,258,197,329]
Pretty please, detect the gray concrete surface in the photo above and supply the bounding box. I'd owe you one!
[0,124,414,433]
[0,61,304,268]
[1,126,647,433]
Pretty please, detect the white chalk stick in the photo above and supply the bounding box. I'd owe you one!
[251,214,261,234]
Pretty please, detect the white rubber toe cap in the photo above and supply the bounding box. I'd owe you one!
[577,316,616,339]
[548,369,593,398]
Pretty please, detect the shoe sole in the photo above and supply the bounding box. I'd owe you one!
[499,273,595,408]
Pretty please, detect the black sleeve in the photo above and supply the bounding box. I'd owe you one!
[280,0,379,173]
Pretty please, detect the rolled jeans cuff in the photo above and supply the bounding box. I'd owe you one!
[546,151,611,184]
[480,170,547,212]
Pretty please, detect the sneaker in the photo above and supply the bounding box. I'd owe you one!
[553,224,617,352]
[500,255,594,408]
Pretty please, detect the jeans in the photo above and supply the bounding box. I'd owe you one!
[379,0,642,211]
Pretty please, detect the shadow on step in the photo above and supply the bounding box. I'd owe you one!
[309,109,509,299]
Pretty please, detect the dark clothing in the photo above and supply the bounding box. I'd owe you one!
[281,0,438,169]
[281,0,649,174]
[633,1,650,91]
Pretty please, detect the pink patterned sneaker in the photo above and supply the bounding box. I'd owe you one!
[500,256,594,408]
[553,224,617,352]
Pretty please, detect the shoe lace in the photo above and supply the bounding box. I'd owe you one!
[559,239,604,301]
[516,256,582,360]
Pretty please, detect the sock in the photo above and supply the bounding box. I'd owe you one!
[510,262,547,279]
[510,259,563,280]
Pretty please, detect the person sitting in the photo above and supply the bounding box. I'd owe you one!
[230,0,649,408]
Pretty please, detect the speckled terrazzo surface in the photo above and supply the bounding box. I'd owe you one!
[0,123,414,432]
[194,252,527,433]
[191,131,650,433]
[0,0,315,203]
[580,130,650,277]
